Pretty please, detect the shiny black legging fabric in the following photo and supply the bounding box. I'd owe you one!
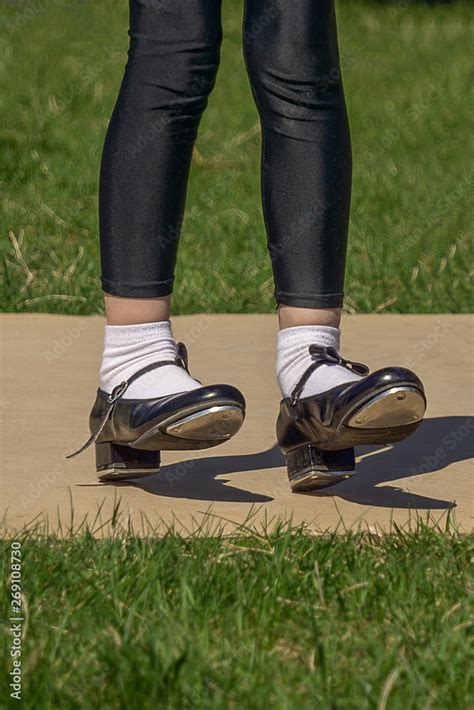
[100,0,352,308]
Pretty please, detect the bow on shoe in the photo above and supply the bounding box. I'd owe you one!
[309,345,369,376]
[290,345,370,405]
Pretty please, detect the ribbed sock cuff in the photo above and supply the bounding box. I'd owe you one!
[104,320,174,347]
[277,325,340,351]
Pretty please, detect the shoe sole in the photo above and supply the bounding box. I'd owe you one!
[286,447,355,492]
[344,386,426,430]
[164,405,243,441]
[96,444,161,481]
[96,402,244,481]
[130,399,245,450]
[329,385,426,448]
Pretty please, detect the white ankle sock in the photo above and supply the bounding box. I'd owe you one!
[99,321,202,399]
[277,325,363,399]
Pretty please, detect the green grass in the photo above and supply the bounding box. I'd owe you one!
[1,520,472,708]
[0,0,472,314]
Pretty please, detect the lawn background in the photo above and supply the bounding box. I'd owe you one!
[1,0,472,315]
[1,520,473,708]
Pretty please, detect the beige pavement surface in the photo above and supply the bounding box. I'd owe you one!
[0,314,472,535]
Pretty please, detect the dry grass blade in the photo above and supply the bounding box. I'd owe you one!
[8,230,35,294]
[377,667,402,710]
[222,542,274,557]
[16,294,87,307]
[41,202,69,227]
[313,561,326,608]
[63,246,84,283]
[374,296,398,313]
[192,147,236,168]
[225,122,260,149]
[341,581,369,594]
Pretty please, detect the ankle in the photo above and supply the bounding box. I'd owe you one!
[278,305,341,330]
[104,293,171,326]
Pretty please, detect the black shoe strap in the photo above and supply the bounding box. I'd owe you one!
[66,343,191,460]
[290,345,369,405]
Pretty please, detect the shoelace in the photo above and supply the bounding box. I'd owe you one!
[290,345,369,405]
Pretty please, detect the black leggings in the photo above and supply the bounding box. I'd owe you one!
[100,0,352,309]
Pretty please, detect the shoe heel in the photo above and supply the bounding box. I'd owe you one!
[95,442,160,481]
[286,445,355,492]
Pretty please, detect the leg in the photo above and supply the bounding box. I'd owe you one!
[243,0,352,318]
[67,0,246,477]
[244,0,356,397]
[243,1,426,491]
[98,0,223,399]
[100,0,223,307]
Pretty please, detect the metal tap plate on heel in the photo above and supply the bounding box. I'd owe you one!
[96,442,160,481]
[286,446,355,492]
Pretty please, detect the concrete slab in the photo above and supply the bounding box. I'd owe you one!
[0,314,472,535]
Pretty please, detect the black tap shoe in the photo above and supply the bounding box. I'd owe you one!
[67,343,245,480]
[277,345,426,492]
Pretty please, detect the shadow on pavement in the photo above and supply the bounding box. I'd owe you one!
[105,416,472,509]
[109,446,284,504]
